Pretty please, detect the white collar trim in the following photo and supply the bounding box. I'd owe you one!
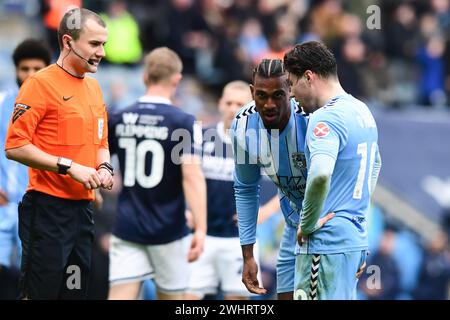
[138,95,172,105]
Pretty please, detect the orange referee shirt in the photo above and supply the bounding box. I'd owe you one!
[5,64,108,201]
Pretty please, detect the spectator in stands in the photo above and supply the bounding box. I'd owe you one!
[166,0,212,75]
[100,0,142,66]
[336,36,367,99]
[384,3,419,61]
[40,0,81,54]
[416,34,447,106]
[359,228,401,300]
[413,231,450,300]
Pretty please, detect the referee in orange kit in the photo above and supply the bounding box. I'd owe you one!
[4,8,113,299]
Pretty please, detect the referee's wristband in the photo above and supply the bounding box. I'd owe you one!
[97,162,114,176]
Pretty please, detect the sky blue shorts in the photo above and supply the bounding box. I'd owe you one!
[276,222,297,294]
[294,250,367,300]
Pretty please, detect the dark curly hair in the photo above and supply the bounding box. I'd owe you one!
[12,38,51,67]
[284,41,337,78]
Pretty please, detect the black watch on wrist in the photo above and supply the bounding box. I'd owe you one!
[57,157,73,175]
[97,162,114,176]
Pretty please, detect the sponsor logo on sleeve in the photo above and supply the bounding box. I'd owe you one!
[312,122,330,138]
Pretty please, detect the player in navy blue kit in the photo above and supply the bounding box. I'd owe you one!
[284,41,381,300]
[107,47,207,300]
[185,81,267,300]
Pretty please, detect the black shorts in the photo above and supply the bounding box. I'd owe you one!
[18,191,95,299]
[0,264,20,299]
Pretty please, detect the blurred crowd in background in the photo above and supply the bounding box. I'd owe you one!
[0,0,449,300]
[0,0,450,111]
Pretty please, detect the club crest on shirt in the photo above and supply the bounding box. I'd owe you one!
[292,152,306,169]
[313,122,330,138]
[98,118,104,139]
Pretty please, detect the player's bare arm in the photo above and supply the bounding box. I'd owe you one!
[181,154,207,262]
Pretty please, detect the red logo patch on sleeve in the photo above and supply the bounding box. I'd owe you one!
[313,122,330,138]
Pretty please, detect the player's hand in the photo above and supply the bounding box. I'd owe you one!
[297,212,335,246]
[94,189,103,210]
[99,232,111,254]
[97,168,114,190]
[232,213,238,227]
[68,163,102,190]
[356,251,370,279]
[0,189,9,206]
[242,257,267,295]
[187,230,205,262]
[356,261,367,279]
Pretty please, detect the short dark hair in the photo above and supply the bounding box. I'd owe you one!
[12,38,52,67]
[252,59,285,81]
[284,41,337,78]
[57,8,106,49]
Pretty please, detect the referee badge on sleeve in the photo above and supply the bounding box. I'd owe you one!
[12,103,31,123]
[98,118,104,139]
